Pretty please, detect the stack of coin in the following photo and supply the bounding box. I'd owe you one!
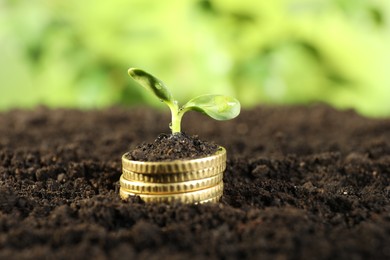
[119,147,226,204]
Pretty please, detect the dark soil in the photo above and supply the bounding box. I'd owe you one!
[127,132,219,161]
[0,104,389,259]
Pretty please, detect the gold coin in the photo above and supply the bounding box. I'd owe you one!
[119,182,223,203]
[122,164,226,183]
[198,194,222,204]
[120,173,223,194]
[122,147,226,174]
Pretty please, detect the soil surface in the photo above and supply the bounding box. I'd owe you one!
[127,132,219,161]
[0,104,389,259]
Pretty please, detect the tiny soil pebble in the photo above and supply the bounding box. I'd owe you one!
[126,132,219,161]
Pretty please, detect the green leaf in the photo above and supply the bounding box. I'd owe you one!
[128,68,174,103]
[183,94,241,120]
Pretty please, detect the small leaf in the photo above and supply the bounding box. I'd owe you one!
[183,94,241,120]
[128,68,174,103]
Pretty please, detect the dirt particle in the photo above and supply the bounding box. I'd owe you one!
[57,173,66,182]
[251,164,270,177]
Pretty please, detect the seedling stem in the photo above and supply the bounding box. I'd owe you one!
[128,68,240,134]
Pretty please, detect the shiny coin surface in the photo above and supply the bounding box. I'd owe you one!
[120,182,223,203]
[122,147,226,174]
[122,164,226,183]
[197,194,223,204]
[120,173,223,194]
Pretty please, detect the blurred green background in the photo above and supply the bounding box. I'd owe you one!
[1,0,390,117]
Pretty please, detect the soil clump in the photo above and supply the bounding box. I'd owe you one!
[127,132,219,161]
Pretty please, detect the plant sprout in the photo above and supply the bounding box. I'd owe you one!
[128,68,241,134]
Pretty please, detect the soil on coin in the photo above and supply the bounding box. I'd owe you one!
[126,132,219,161]
[0,104,389,259]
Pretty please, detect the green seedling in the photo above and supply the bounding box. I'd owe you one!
[128,68,241,134]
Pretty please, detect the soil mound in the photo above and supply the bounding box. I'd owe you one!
[127,132,218,161]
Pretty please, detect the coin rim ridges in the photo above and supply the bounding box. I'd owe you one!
[120,173,223,194]
[119,182,223,203]
[197,194,222,204]
[122,147,226,174]
[122,164,226,183]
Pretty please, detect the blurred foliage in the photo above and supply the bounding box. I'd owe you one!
[1,0,390,116]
